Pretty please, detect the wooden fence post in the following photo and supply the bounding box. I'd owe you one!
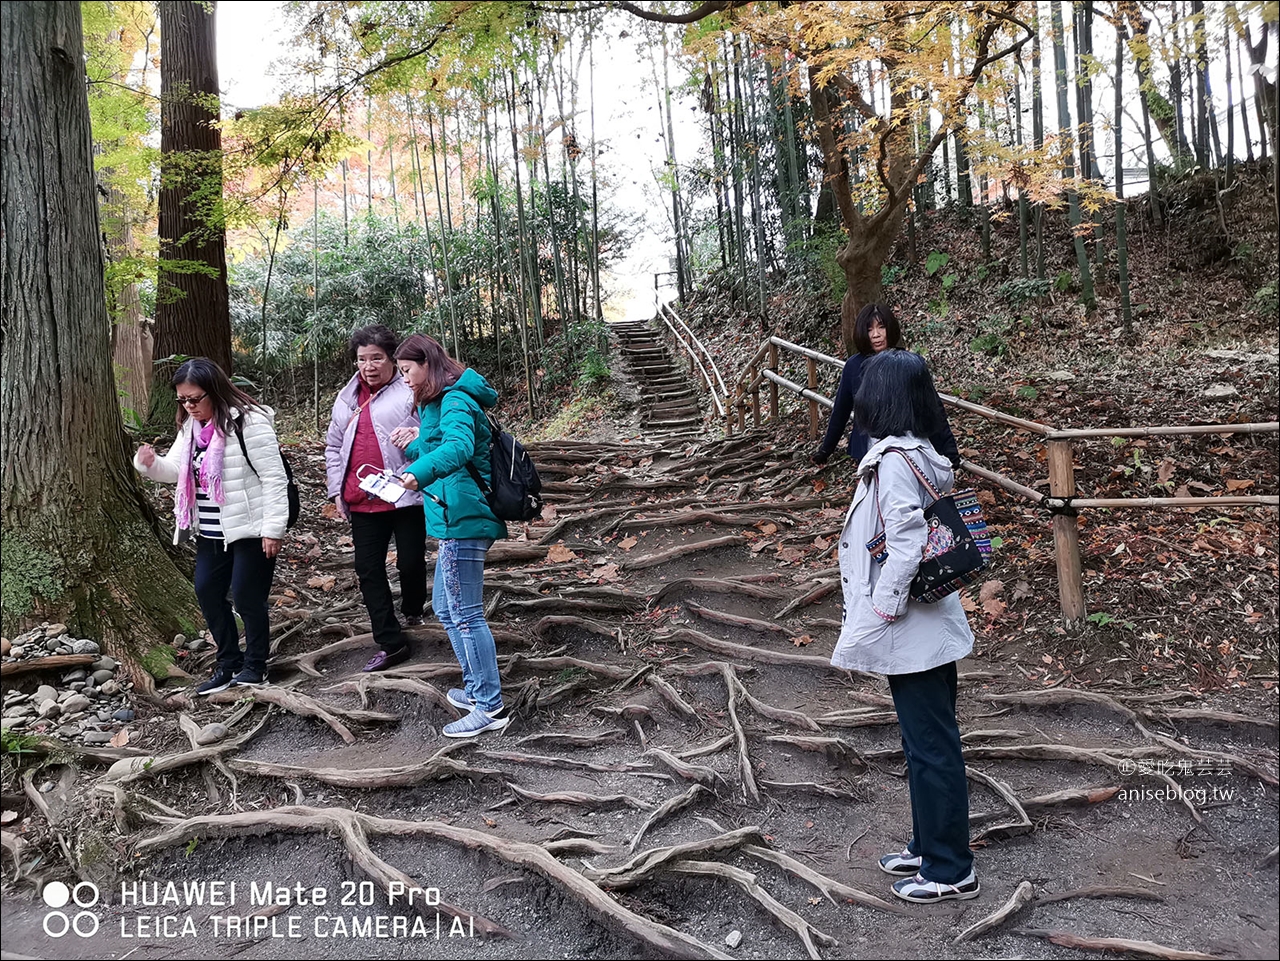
[806,357,819,440]
[768,342,779,422]
[1048,439,1087,626]
[750,363,761,428]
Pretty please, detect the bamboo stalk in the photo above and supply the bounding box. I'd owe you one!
[958,459,1046,504]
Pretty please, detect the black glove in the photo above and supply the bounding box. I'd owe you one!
[810,449,830,466]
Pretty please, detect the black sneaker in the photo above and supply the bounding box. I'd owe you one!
[195,668,235,696]
[404,615,427,626]
[230,669,266,688]
[891,870,980,903]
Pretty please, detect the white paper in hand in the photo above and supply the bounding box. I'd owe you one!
[357,470,409,504]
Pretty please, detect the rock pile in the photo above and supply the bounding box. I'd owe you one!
[2,623,137,745]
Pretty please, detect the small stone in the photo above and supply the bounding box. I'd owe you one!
[69,681,87,691]
[187,636,207,652]
[97,711,111,723]
[10,645,24,658]
[81,731,115,745]
[726,930,743,949]
[45,638,62,653]
[99,679,121,697]
[63,669,87,682]
[0,718,25,732]
[71,639,100,655]
[39,780,56,793]
[195,722,229,746]
[92,656,118,673]
[3,705,34,718]
[1203,383,1238,398]
[1046,370,1076,382]
[35,685,58,704]
[105,756,154,781]
[38,700,62,719]
[112,708,136,722]
[91,670,114,685]
[62,694,92,714]
[1,638,9,656]
[57,723,81,739]
[44,623,68,637]
[173,634,187,647]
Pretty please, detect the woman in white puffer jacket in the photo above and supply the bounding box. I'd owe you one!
[134,358,289,695]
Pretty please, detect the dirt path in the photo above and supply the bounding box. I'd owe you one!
[3,409,1277,960]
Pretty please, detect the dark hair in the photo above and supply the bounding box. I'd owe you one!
[851,303,904,356]
[393,333,465,406]
[852,349,945,440]
[171,358,263,432]
[349,324,399,360]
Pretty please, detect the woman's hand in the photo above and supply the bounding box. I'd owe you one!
[138,444,156,468]
[389,426,418,449]
[399,473,419,491]
[262,537,283,559]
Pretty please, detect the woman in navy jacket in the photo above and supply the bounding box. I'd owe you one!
[811,304,960,469]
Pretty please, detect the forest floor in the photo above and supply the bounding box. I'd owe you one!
[2,313,1277,960]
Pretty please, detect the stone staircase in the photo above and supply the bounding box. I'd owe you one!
[609,319,705,442]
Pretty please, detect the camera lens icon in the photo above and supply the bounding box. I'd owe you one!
[42,881,100,938]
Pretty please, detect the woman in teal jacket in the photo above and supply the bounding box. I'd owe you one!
[391,334,510,737]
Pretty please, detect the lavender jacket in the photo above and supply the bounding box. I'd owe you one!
[324,374,422,515]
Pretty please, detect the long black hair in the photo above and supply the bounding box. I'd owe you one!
[171,358,263,434]
[394,333,464,406]
[851,303,904,356]
[852,349,945,440]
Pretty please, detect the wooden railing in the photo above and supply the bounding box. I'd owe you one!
[652,285,728,419]
[725,336,1279,624]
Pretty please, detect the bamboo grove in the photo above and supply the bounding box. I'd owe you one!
[83,1,1277,418]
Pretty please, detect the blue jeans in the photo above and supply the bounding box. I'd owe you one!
[433,538,502,713]
[887,661,973,884]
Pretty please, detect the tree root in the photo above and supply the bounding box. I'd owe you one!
[321,675,455,713]
[720,666,759,802]
[1160,708,1278,730]
[645,673,700,721]
[533,614,619,640]
[759,779,860,800]
[620,535,748,571]
[230,743,503,788]
[1037,885,1165,904]
[616,511,783,531]
[649,577,786,608]
[514,730,624,749]
[814,709,899,728]
[685,601,787,634]
[644,748,726,791]
[765,735,867,771]
[967,767,1034,843]
[477,751,645,775]
[210,686,398,744]
[741,844,905,915]
[675,734,736,759]
[774,581,839,619]
[106,713,269,785]
[668,859,837,959]
[628,785,712,853]
[664,628,835,670]
[955,880,1035,943]
[585,825,764,889]
[507,784,655,811]
[1013,929,1217,959]
[1019,785,1121,813]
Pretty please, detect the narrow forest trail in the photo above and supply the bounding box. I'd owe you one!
[610,319,706,443]
[3,427,1277,961]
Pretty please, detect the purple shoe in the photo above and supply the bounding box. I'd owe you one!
[362,647,410,672]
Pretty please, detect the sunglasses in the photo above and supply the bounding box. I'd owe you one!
[177,393,208,407]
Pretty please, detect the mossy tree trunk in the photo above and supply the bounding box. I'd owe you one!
[1,1,203,686]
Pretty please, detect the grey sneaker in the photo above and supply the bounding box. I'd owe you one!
[195,668,235,697]
[442,706,509,738]
[879,848,923,876]
[892,870,980,903]
[446,688,477,711]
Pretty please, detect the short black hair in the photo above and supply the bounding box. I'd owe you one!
[853,349,945,440]
[349,324,399,360]
[851,303,904,355]
[171,357,262,432]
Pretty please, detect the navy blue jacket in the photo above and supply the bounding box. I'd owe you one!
[814,353,961,468]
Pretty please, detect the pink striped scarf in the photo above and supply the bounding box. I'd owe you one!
[174,419,226,529]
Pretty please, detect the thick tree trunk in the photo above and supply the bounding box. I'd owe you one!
[103,180,153,424]
[2,2,203,670]
[151,0,232,423]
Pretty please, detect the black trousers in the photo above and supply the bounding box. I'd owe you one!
[350,505,427,652]
[887,660,973,884]
[194,535,277,676]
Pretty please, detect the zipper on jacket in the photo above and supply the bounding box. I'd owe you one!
[424,490,449,525]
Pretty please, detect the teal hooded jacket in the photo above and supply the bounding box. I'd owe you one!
[402,369,508,542]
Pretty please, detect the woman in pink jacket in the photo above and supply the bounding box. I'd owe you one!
[325,325,427,671]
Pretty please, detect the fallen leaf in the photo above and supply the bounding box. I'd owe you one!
[546,544,578,563]
[321,502,342,519]
[540,504,559,522]
[307,575,336,591]
[791,634,813,647]
[750,539,774,554]
[109,729,130,748]
[619,536,638,551]
[813,536,831,550]
[1225,478,1255,492]
[983,596,1007,618]
[595,563,621,582]
[1157,459,1176,484]
[813,480,827,493]
[1041,653,1054,664]
[978,580,1004,603]
[757,522,779,536]
[1012,580,1033,600]
[960,593,978,613]
[976,489,997,506]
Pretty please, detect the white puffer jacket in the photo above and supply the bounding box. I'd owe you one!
[134,407,290,546]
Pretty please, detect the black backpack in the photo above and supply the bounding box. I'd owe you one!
[233,422,301,529]
[466,412,543,522]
